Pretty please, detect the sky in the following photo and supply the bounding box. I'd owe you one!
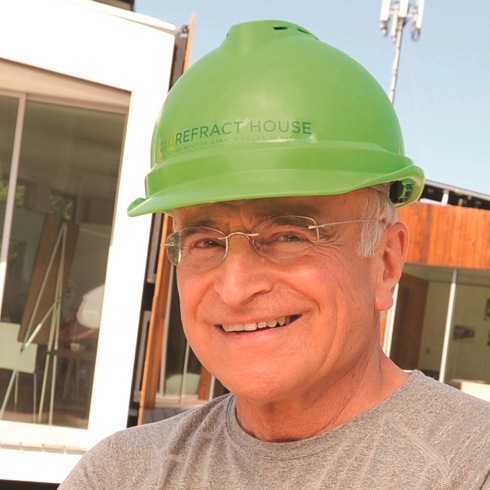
[134,0,490,197]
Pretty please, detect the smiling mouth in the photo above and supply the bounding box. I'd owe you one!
[221,315,299,333]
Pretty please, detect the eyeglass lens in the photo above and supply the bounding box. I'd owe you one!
[165,215,320,270]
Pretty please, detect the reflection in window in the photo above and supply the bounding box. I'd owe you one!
[155,269,228,405]
[391,264,490,389]
[0,98,125,428]
[445,269,490,385]
[0,180,26,207]
[390,265,453,379]
[49,191,76,221]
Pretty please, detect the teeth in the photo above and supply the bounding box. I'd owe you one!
[222,316,295,332]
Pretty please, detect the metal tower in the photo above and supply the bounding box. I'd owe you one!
[380,0,426,103]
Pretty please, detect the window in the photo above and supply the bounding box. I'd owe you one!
[0,96,126,429]
[390,264,490,387]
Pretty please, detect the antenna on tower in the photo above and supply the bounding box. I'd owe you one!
[412,0,425,40]
[380,0,426,103]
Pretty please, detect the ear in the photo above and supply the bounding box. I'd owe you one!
[374,222,408,312]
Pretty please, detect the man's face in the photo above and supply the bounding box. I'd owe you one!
[173,191,399,404]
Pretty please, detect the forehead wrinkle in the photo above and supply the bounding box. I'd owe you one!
[174,206,223,230]
[181,218,222,229]
[174,193,364,230]
[182,214,273,232]
[175,202,273,230]
[241,196,355,223]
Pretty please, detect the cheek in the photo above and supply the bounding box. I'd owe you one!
[176,268,205,307]
[312,251,377,324]
[306,247,364,295]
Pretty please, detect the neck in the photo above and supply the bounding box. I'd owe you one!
[234,351,408,442]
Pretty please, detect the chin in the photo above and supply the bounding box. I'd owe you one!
[218,370,299,404]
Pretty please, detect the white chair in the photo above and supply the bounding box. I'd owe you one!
[165,373,201,396]
[458,380,490,403]
[0,322,38,421]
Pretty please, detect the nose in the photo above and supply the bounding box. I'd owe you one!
[214,233,274,307]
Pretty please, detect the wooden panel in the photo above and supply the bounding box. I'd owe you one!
[480,209,490,266]
[137,215,173,424]
[19,215,79,345]
[450,206,464,266]
[198,367,212,400]
[471,207,484,266]
[398,202,490,270]
[426,205,443,264]
[404,201,428,263]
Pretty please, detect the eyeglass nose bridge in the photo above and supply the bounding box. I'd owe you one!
[217,231,260,260]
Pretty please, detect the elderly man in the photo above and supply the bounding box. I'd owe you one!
[61,20,490,489]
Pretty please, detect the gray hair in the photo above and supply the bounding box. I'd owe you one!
[357,187,398,258]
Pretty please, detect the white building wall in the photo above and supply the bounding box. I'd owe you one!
[0,0,178,482]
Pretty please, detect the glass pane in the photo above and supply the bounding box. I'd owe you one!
[0,100,125,428]
[158,269,227,403]
[163,274,203,399]
[390,264,455,379]
[445,269,490,385]
[0,95,19,207]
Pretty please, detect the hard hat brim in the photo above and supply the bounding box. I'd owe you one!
[127,142,424,216]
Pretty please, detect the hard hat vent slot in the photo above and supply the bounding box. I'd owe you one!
[272,26,309,36]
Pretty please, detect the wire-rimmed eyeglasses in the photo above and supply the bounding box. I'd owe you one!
[163,215,379,272]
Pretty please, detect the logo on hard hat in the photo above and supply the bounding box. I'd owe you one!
[158,118,316,159]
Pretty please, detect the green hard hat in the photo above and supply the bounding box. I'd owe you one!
[128,19,424,217]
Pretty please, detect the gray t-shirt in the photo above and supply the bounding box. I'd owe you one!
[60,371,490,489]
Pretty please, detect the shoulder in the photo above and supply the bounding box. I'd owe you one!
[106,393,232,455]
[401,371,490,422]
[387,371,490,481]
[60,394,233,489]
[391,371,490,435]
